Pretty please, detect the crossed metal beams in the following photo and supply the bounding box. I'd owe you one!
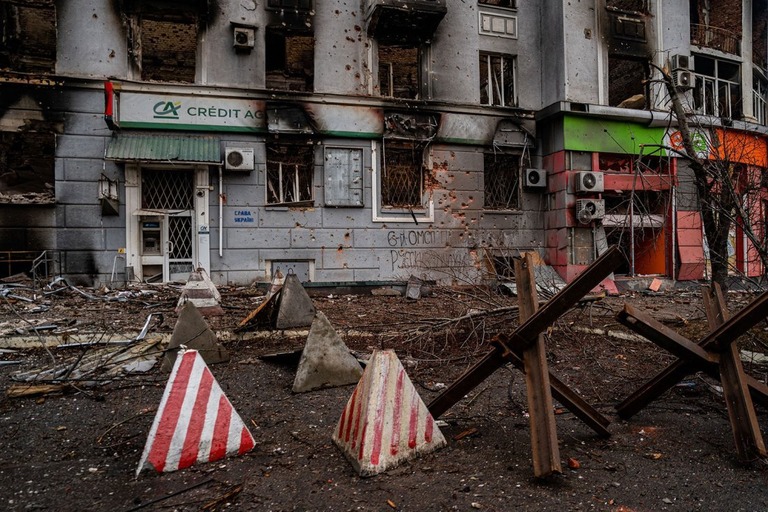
[427,246,624,477]
[617,284,768,463]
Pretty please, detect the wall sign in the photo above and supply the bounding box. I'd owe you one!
[117,91,267,132]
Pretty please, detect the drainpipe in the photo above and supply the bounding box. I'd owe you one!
[219,166,223,258]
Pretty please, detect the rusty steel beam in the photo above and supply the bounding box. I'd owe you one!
[428,246,623,421]
[516,254,562,478]
[703,286,766,463]
[616,300,768,418]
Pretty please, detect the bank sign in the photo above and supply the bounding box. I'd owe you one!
[118,92,266,132]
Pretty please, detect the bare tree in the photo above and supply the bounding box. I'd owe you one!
[651,62,768,291]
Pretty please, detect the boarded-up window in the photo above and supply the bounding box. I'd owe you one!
[0,130,55,204]
[324,148,363,207]
[0,0,56,73]
[484,152,520,210]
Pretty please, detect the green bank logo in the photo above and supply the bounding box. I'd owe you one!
[153,101,181,119]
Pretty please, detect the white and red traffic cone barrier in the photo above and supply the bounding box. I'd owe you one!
[332,349,446,476]
[136,348,255,476]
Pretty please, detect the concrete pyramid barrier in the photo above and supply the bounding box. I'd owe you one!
[332,349,446,476]
[275,272,316,329]
[292,311,364,393]
[175,268,224,317]
[136,349,255,476]
[162,302,229,372]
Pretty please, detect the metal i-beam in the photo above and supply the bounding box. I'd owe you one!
[427,246,623,421]
[516,254,561,477]
[616,289,768,418]
[703,286,766,462]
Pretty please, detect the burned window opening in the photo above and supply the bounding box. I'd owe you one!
[690,0,742,55]
[478,0,517,9]
[378,44,420,99]
[606,1,649,14]
[0,128,55,205]
[266,141,314,205]
[480,52,516,107]
[266,0,313,11]
[122,1,205,83]
[484,152,521,210]
[0,0,56,74]
[381,141,424,209]
[609,58,649,108]
[265,28,314,92]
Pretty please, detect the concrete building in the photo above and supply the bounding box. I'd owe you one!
[1,0,766,289]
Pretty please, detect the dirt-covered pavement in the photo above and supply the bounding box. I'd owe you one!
[1,280,767,511]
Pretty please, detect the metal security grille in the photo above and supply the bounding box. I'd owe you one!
[484,153,520,210]
[141,170,194,210]
[168,216,192,260]
[382,142,423,207]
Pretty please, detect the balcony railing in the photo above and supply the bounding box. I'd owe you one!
[690,23,741,56]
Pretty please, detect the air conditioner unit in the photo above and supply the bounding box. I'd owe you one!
[233,26,256,51]
[524,168,547,189]
[575,199,605,224]
[225,147,255,171]
[574,171,604,193]
[671,54,692,70]
[673,69,694,89]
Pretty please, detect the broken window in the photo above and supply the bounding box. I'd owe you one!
[478,0,517,9]
[266,142,314,205]
[0,0,56,73]
[379,44,420,99]
[381,141,424,208]
[690,0,742,55]
[693,55,742,119]
[124,3,200,83]
[484,152,521,210]
[267,0,313,9]
[480,53,516,107]
[754,72,768,125]
[265,28,314,92]
[609,58,649,108]
[0,130,55,204]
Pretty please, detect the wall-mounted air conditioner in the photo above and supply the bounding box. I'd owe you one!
[575,199,605,224]
[673,69,694,89]
[524,168,546,189]
[574,171,604,193]
[233,26,256,51]
[671,54,693,70]
[225,147,255,171]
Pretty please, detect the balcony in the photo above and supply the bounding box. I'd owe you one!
[365,0,447,45]
[690,24,741,56]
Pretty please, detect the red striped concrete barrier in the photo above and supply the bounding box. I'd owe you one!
[136,349,255,476]
[332,349,446,476]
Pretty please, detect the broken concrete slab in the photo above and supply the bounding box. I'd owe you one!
[162,302,229,372]
[292,311,363,393]
[275,273,316,329]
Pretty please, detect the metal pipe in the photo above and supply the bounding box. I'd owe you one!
[219,166,223,258]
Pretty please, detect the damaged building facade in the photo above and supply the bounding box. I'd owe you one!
[1,0,767,287]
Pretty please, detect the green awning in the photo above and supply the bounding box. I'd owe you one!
[105,134,222,164]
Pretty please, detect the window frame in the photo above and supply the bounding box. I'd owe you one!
[265,142,315,207]
[692,55,742,119]
[483,150,522,212]
[479,52,517,107]
[371,140,434,223]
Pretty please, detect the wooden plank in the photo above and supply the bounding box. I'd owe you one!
[427,246,623,418]
[704,286,766,463]
[516,254,561,477]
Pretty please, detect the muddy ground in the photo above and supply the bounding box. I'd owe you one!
[1,280,767,511]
